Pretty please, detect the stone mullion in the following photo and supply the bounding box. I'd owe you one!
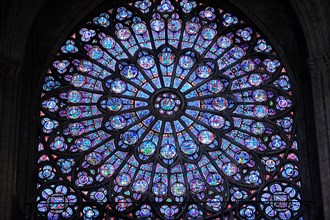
[16,66,37,220]
[0,60,21,220]
[308,52,330,220]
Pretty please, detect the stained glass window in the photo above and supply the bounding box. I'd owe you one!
[36,0,302,219]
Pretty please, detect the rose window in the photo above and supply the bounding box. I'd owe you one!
[36,0,302,219]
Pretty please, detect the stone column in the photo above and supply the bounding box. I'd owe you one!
[308,51,330,220]
[0,57,22,219]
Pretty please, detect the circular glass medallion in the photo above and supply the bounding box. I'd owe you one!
[139,141,156,156]
[208,80,224,93]
[122,131,139,145]
[196,65,212,78]
[67,106,81,119]
[107,98,123,111]
[111,80,126,94]
[151,19,165,31]
[116,28,131,40]
[76,138,91,151]
[201,28,216,40]
[67,90,82,103]
[121,65,138,79]
[241,60,255,72]
[180,141,198,156]
[171,183,186,196]
[235,151,250,164]
[223,162,238,176]
[116,173,131,187]
[190,179,205,193]
[159,52,175,66]
[251,122,265,135]
[160,144,177,159]
[154,92,182,116]
[138,56,155,69]
[253,105,268,118]
[86,152,102,165]
[230,47,245,59]
[160,98,176,110]
[133,179,148,193]
[217,36,232,48]
[100,37,116,49]
[244,136,260,150]
[152,183,167,196]
[71,74,86,87]
[185,22,200,34]
[132,22,147,35]
[179,55,194,69]
[252,89,268,102]
[168,19,182,32]
[209,115,225,129]
[206,173,222,186]
[249,74,263,86]
[69,122,85,136]
[99,164,115,177]
[198,131,214,144]
[88,47,103,59]
[213,97,229,111]
[110,115,126,129]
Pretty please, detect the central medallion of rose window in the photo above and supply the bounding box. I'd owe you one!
[154,92,181,116]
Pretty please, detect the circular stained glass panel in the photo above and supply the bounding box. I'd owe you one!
[37,1,300,219]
